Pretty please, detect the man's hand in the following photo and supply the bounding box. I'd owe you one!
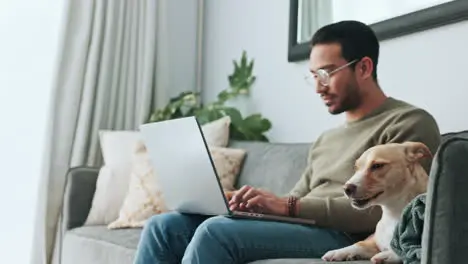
[224,190,236,201]
[228,185,288,216]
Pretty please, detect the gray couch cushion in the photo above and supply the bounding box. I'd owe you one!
[62,226,140,264]
[63,226,371,264]
[229,140,312,195]
[422,131,468,264]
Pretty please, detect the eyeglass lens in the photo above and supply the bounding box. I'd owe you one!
[317,70,329,85]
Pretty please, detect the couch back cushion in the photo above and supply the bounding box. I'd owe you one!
[228,140,312,196]
[422,130,468,263]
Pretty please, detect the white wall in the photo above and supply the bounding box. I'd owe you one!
[0,0,66,263]
[331,0,453,25]
[202,0,468,143]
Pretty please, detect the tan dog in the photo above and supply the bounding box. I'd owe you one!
[322,141,432,263]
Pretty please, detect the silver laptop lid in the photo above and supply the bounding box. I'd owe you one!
[139,116,230,216]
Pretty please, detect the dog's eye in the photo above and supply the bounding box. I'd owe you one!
[370,163,385,170]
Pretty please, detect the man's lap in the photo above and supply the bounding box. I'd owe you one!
[145,211,355,260]
[201,215,352,254]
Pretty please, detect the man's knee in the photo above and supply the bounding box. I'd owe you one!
[199,215,231,229]
[191,216,232,243]
[142,212,183,237]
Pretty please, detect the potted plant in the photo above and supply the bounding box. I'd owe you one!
[147,51,272,142]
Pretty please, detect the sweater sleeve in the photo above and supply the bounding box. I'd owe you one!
[287,137,321,198]
[287,155,313,198]
[297,194,382,234]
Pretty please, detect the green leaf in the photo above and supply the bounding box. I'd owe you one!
[229,125,246,140]
[256,134,269,142]
[217,90,230,102]
[241,51,247,68]
[220,107,243,125]
[243,114,272,133]
[195,108,225,125]
[248,60,254,76]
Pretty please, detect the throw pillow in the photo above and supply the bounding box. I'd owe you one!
[84,116,232,226]
[84,131,141,225]
[209,146,246,191]
[107,143,246,229]
[107,140,168,229]
[200,115,231,147]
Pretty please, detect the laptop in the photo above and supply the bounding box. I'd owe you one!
[139,116,316,225]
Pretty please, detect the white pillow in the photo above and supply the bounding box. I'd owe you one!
[84,116,232,225]
[84,131,141,225]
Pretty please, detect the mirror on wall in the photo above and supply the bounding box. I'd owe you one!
[289,0,468,62]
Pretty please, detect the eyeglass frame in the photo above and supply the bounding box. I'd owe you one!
[306,59,359,87]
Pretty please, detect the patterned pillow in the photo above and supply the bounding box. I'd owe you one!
[107,142,246,229]
[107,141,167,229]
[209,146,246,191]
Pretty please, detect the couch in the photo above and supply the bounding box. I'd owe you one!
[60,131,468,264]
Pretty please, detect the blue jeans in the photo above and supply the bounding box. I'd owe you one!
[133,212,354,264]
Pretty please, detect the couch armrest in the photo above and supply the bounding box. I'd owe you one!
[422,132,468,264]
[62,166,99,230]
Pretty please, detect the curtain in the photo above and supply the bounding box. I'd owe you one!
[30,0,203,263]
[299,0,333,42]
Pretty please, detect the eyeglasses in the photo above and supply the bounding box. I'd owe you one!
[305,59,358,86]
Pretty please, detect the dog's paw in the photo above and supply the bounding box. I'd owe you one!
[321,245,371,262]
[321,249,360,261]
[371,250,402,264]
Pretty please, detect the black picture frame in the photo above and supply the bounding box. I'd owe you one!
[288,0,468,62]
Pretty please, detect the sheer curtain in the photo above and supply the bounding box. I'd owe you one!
[30,0,203,263]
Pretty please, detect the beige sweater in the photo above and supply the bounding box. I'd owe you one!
[289,97,441,234]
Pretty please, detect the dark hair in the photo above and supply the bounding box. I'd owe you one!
[310,20,379,80]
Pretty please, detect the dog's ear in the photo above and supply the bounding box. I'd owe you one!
[403,141,432,163]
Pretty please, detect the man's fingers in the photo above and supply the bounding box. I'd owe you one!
[224,190,236,201]
[257,188,271,196]
[229,203,239,211]
[232,185,252,202]
[242,188,258,202]
[246,196,263,209]
[230,186,267,213]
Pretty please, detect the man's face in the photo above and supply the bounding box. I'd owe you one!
[309,43,362,115]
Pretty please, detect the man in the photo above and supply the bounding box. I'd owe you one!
[133,20,441,264]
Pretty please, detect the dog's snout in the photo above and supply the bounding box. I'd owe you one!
[344,183,357,196]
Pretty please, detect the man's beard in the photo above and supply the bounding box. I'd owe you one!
[328,83,361,115]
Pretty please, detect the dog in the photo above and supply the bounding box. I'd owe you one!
[321,141,432,263]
